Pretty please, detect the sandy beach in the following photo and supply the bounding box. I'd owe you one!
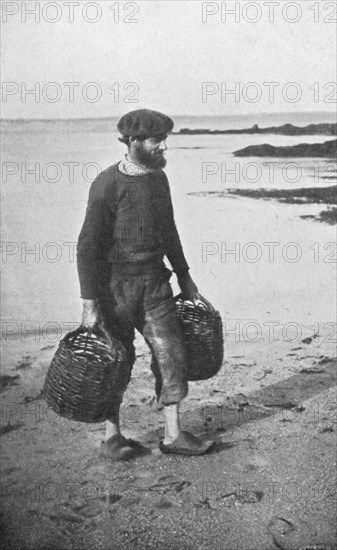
[1,327,336,549]
[1,116,336,549]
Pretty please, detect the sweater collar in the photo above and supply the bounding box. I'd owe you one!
[119,155,154,176]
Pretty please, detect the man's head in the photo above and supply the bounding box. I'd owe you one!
[117,109,174,170]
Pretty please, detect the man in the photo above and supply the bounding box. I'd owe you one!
[77,109,214,458]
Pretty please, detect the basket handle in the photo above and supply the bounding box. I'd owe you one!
[66,323,109,344]
[174,293,215,311]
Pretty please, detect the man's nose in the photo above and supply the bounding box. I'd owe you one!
[161,140,167,151]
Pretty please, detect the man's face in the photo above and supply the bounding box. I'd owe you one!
[133,135,168,169]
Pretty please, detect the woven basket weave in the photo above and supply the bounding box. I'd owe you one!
[43,324,130,423]
[175,294,224,381]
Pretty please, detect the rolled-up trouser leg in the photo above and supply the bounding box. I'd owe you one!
[142,275,188,406]
[97,286,136,421]
[99,270,189,409]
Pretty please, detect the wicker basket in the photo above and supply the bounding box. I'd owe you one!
[43,324,131,423]
[175,294,224,381]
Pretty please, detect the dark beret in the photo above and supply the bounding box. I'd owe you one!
[117,109,174,138]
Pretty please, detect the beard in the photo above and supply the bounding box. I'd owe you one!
[133,143,167,170]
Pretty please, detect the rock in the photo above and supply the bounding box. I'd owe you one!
[233,139,337,158]
[174,123,337,136]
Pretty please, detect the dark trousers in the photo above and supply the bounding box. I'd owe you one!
[97,268,188,419]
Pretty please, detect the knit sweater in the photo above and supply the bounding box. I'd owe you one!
[77,163,189,299]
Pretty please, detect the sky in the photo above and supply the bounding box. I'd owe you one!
[1,0,336,118]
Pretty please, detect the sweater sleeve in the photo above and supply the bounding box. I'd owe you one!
[161,173,190,277]
[77,171,116,299]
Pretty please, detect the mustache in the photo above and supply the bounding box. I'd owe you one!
[133,145,167,169]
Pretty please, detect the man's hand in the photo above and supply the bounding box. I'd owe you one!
[178,272,200,303]
[82,299,100,327]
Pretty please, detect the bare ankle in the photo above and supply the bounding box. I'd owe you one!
[163,403,181,444]
[163,431,180,445]
[105,419,121,441]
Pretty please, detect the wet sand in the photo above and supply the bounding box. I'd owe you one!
[225,185,337,205]
[225,185,337,225]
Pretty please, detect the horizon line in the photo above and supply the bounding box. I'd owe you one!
[1,110,336,123]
